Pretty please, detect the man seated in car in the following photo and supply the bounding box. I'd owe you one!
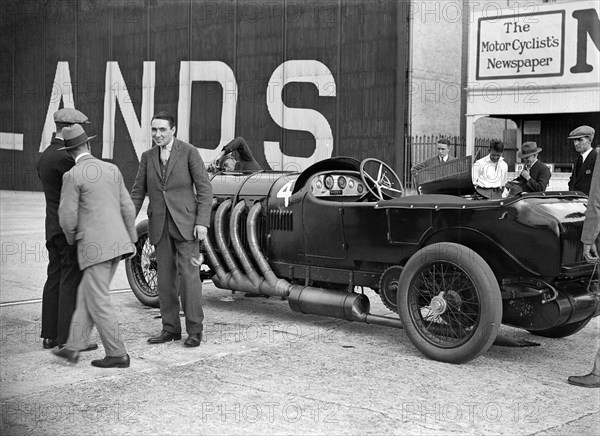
[410,138,455,175]
[214,137,262,172]
[505,141,551,196]
[472,139,508,199]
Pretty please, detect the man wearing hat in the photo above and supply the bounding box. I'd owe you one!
[505,141,551,195]
[36,108,98,350]
[53,124,137,368]
[567,125,597,196]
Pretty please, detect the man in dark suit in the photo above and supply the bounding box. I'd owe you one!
[567,158,600,388]
[54,124,137,368]
[214,137,262,172]
[37,108,96,350]
[130,111,213,347]
[567,125,597,195]
[410,138,455,175]
[506,141,551,195]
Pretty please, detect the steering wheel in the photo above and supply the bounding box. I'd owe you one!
[359,158,404,201]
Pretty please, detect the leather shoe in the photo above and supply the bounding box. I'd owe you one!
[91,354,130,369]
[184,333,202,347]
[43,338,57,349]
[147,331,181,344]
[53,347,80,364]
[567,372,600,388]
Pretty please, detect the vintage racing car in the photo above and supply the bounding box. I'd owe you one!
[126,156,599,363]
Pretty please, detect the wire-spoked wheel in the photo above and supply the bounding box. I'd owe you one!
[397,243,502,363]
[125,220,159,307]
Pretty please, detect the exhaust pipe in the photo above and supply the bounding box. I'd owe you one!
[230,200,269,294]
[203,199,233,288]
[205,200,402,328]
[288,286,370,322]
[212,199,260,294]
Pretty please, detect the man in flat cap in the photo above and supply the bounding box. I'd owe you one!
[36,108,97,351]
[505,141,551,195]
[54,124,137,368]
[568,125,597,195]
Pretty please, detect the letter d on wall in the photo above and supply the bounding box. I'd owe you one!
[265,60,336,171]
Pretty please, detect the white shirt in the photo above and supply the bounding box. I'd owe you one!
[472,154,508,188]
[75,152,91,163]
[581,147,593,162]
[160,138,174,164]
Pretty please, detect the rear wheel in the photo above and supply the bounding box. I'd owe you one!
[125,220,159,307]
[397,243,502,363]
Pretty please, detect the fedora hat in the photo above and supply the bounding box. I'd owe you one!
[57,124,96,151]
[518,141,542,159]
[568,125,595,139]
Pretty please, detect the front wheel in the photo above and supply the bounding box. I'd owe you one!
[125,220,159,307]
[397,243,502,364]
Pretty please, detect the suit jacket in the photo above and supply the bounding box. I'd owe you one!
[130,138,213,245]
[513,160,551,192]
[59,155,137,270]
[568,148,598,195]
[37,136,75,241]
[411,155,456,174]
[223,137,262,171]
[581,159,600,245]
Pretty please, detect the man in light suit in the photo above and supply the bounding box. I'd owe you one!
[568,159,600,388]
[567,125,597,195]
[130,111,213,347]
[54,124,137,368]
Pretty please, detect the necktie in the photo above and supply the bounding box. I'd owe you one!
[575,155,582,176]
[161,146,170,165]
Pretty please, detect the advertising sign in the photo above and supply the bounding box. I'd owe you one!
[477,11,565,80]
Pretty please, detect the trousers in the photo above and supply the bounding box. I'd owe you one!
[155,210,204,335]
[41,234,82,345]
[66,258,126,357]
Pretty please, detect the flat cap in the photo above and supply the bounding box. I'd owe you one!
[53,108,90,124]
[568,125,594,139]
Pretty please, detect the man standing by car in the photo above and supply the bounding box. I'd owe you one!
[37,108,95,350]
[567,125,597,195]
[505,142,551,195]
[472,139,508,199]
[411,138,455,175]
[567,159,600,388]
[130,111,213,347]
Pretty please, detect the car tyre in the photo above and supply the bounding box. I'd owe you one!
[125,220,160,308]
[397,243,502,364]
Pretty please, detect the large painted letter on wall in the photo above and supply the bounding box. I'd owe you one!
[40,62,75,152]
[177,61,238,163]
[265,60,336,171]
[102,61,155,160]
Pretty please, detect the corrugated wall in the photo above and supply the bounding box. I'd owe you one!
[0,0,409,191]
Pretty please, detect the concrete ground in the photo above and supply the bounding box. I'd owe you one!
[1,190,598,435]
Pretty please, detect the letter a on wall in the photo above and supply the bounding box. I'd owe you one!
[40,62,75,152]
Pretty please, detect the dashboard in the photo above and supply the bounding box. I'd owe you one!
[310,171,366,198]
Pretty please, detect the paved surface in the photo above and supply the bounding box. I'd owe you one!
[1,190,598,435]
